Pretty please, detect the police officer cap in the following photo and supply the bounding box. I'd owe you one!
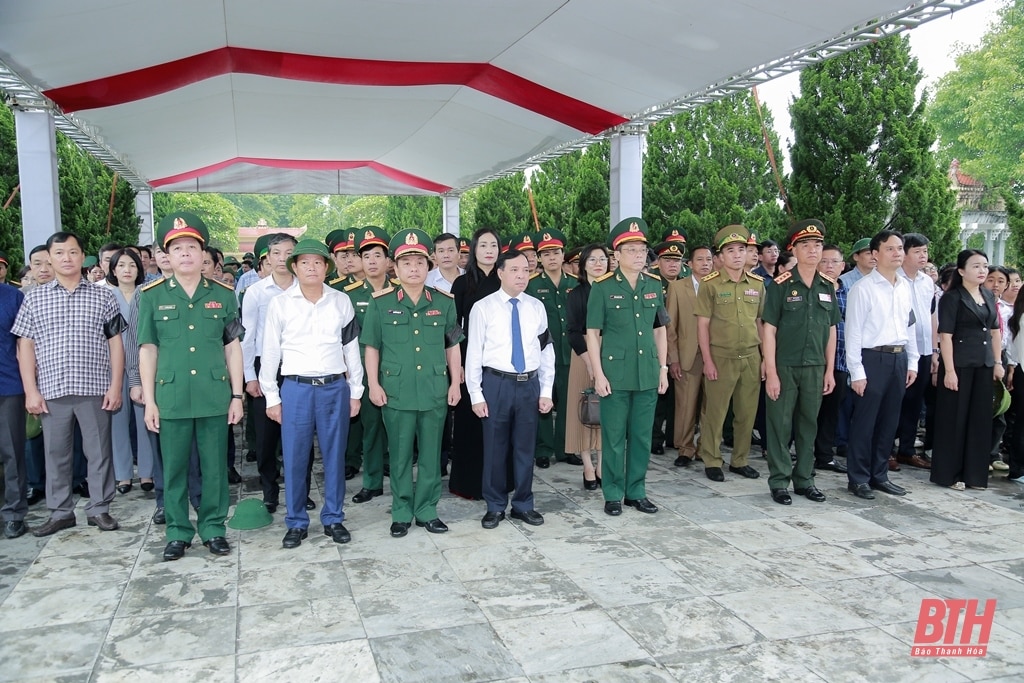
[654,242,685,259]
[714,225,751,251]
[157,211,209,249]
[609,217,649,250]
[787,219,826,250]
[355,226,391,254]
[390,229,433,261]
[536,228,567,252]
[287,239,334,275]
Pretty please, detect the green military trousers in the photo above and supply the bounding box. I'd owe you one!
[160,415,229,543]
[599,388,658,501]
[765,364,824,490]
[382,405,445,523]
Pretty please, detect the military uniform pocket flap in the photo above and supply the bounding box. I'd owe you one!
[434,364,448,376]
[156,371,175,385]
[210,368,227,382]
[382,363,402,377]
[154,308,180,321]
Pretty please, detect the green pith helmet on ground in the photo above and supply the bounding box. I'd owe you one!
[608,217,649,250]
[287,239,334,276]
[389,228,433,261]
[227,498,274,530]
[157,211,209,249]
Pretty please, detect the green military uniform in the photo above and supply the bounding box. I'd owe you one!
[695,225,765,473]
[335,226,391,497]
[762,220,839,496]
[650,239,687,453]
[587,218,668,506]
[648,228,691,280]
[526,228,578,464]
[361,229,463,529]
[137,212,243,549]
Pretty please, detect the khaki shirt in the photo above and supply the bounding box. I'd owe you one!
[694,269,765,356]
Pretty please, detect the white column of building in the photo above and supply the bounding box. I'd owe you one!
[14,109,61,256]
[442,194,460,236]
[609,131,644,229]
[135,190,154,246]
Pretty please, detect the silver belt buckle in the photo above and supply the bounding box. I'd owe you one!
[312,377,325,386]
[515,373,528,382]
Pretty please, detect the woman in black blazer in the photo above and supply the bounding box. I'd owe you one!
[932,249,1004,490]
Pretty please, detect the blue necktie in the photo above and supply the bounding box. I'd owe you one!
[510,298,525,373]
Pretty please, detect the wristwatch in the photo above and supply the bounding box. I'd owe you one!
[231,394,243,399]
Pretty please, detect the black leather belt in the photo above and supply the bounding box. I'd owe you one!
[866,345,905,354]
[485,367,536,382]
[284,373,346,386]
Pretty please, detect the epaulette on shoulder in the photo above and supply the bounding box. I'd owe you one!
[819,272,837,286]
[372,286,395,299]
[211,278,234,290]
[701,270,721,283]
[328,275,347,286]
[141,277,166,292]
[747,270,764,282]
[429,286,454,298]
[773,270,792,285]
[593,272,615,284]
[343,279,364,292]
[389,277,401,286]
[529,272,541,280]
[9,280,20,288]
[645,271,662,281]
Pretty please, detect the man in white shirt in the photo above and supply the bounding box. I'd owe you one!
[260,240,363,548]
[845,230,919,500]
[466,249,555,529]
[241,233,297,513]
[425,233,464,294]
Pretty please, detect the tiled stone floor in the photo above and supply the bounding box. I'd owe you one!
[2,448,1023,682]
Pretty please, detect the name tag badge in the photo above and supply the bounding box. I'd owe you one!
[786,296,803,303]
[426,309,442,316]
[744,289,760,297]
[205,301,223,309]
[158,305,176,310]
[819,293,832,302]
[387,309,404,315]
[356,301,369,307]
[643,292,658,300]
[609,294,624,300]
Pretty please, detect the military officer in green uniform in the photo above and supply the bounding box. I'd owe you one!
[586,217,669,516]
[762,219,839,505]
[138,212,244,561]
[695,225,765,483]
[649,239,687,455]
[363,229,463,538]
[335,227,393,503]
[526,228,580,467]
[505,231,538,273]
[648,228,691,280]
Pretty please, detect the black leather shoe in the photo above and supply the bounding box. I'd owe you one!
[352,487,384,503]
[536,457,550,469]
[705,467,725,482]
[116,483,133,494]
[729,465,760,479]
[305,497,316,510]
[795,486,827,502]
[848,483,875,500]
[871,480,907,496]
[203,536,231,555]
[163,540,190,561]
[3,520,27,539]
[510,509,544,526]
[416,518,450,533]
[624,497,658,514]
[481,511,505,529]
[26,488,44,506]
[140,481,155,492]
[674,455,692,467]
[32,516,76,537]
[245,452,257,462]
[816,460,848,474]
[227,467,242,484]
[562,453,584,466]
[152,507,166,525]
[383,463,390,478]
[87,513,120,531]
[324,523,351,544]
[73,481,90,498]
[282,527,308,548]
[344,466,359,480]
[264,501,278,514]
[771,489,792,505]
[584,477,599,491]
[604,501,622,516]
[651,444,665,455]
[390,522,411,538]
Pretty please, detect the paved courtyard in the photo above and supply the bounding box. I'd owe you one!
[2,448,1023,682]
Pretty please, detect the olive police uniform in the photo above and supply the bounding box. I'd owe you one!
[650,239,686,453]
[335,227,391,500]
[587,218,668,504]
[526,228,577,464]
[138,212,243,548]
[695,226,765,472]
[361,230,463,527]
[762,220,839,495]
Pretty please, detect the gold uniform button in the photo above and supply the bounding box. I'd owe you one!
[413,313,418,317]
[414,330,419,335]
[608,355,613,360]
[162,316,168,320]
[415,347,420,352]
[188,324,195,330]
[190,369,197,375]
[416,365,422,370]
[189,347,196,352]
[634,295,638,300]
[188,304,194,309]
[638,331,643,336]
[636,313,640,318]
[639,350,643,354]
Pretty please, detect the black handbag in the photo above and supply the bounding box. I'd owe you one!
[579,388,601,426]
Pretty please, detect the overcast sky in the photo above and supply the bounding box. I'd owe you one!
[757,0,1001,168]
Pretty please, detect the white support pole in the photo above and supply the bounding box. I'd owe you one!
[135,190,154,246]
[14,109,62,257]
[609,132,644,229]
[442,194,460,236]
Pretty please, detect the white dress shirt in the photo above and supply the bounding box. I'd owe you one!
[259,284,364,407]
[425,267,464,294]
[898,267,935,356]
[845,269,921,382]
[465,288,555,404]
[240,274,297,382]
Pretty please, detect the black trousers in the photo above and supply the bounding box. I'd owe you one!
[814,369,848,465]
[848,350,907,486]
[931,364,992,488]
[480,371,540,514]
[253,357,282,504]
[896,354,931,456]
[1007,378,1024,479]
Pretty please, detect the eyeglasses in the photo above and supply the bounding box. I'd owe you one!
[618,246,648,257]
[586,257,608,264]
[924,266,938,273]
[820,259,844,265]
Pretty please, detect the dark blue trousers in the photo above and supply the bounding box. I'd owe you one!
[481,371,540,514]
[848,350,908,486]
[280,377,349,530]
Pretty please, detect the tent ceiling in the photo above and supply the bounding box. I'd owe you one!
[0,0,984,195]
